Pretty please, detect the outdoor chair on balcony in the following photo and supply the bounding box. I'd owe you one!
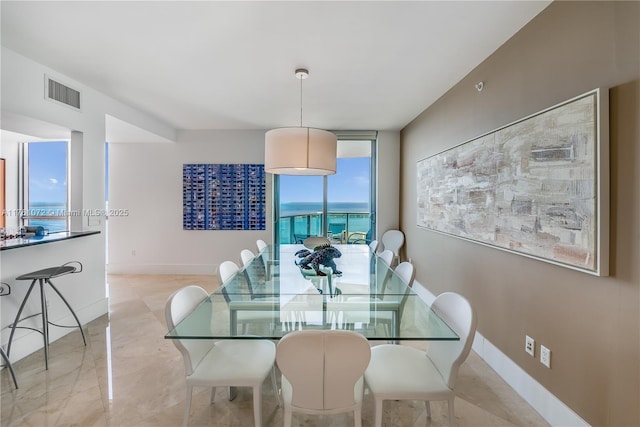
[347,231,369,245]
[294,234,312,244]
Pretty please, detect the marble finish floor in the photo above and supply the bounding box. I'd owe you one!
[1,274,549,426]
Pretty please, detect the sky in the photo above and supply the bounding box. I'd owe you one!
[280,157,370,204]
[28,141,67,205]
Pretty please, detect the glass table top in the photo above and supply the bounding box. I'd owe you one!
[165,244,459,341]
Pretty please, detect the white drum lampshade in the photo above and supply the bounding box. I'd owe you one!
[265,127,337,175]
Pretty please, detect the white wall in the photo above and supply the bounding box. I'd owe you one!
[107,130,272,274]
[107,129,401,274]
[0,46,175,362]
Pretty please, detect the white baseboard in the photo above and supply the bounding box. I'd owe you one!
[413,280,589,427]
[107,263,216,275]
[2,297,108,364]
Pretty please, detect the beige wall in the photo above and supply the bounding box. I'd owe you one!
[400,2,639,426]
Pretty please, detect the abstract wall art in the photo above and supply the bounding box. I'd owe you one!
[417,89,609,275]
[183,163,265,230]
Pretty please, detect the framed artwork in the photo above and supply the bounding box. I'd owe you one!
[417,89,609,276]
[183,163,265,230]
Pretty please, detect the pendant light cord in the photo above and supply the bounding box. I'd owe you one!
[299,75,303,127]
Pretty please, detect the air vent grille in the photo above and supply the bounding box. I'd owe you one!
[46,77,81,110]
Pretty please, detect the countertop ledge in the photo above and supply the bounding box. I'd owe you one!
[0,231,101,251]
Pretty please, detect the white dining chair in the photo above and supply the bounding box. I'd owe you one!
[240,248,262,284]
[165,285,280,427]
[240,248,276,298]
[218,260,278,334]
[255,239,279,277]
[378,249,394,269]
[256,239,268,253]
[218,260,241,285]
[381,229,405,267]
[347,261,415,338]
[240,248,256,267]
[393,261,416,289]
[276,330,371,427]
[372,250,395,295]
[368,239,379,254]
[364,292,478,427]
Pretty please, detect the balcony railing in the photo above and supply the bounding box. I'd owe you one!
[279,212,371,244]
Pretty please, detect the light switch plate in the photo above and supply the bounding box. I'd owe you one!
[540,345,551,368]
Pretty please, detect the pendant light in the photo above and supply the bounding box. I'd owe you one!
[265,68,337,175]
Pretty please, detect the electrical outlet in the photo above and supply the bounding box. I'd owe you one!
[525,335,535,357]
[540,345,551,368]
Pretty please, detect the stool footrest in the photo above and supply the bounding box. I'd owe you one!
[7,266,87,370]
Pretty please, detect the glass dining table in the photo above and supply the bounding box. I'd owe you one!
[165,244,459,342]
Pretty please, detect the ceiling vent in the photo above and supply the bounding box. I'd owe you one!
[45,75,81,110]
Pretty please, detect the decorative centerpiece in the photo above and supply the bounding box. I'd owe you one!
[294,244,342,276]
[295,244,343,296]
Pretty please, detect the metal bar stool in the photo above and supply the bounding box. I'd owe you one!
[7,261,87,370]
[1,282,19,388]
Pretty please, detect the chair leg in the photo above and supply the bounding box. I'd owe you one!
[425,400,431,418]
[374,398,383,427]
[0,347,18,389]
[283,405,293,427]
[228,386,237,401]
[7,279,38,357]
[184,385,193,427]
[271,366,281,406]
[39,280,50,370]
[354,407,363,427]
[210,387,216,403]
[252,385,262,427]
[447,396,456,427]
[46,279,87,345]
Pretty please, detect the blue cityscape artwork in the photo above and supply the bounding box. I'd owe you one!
[183,163,265,230]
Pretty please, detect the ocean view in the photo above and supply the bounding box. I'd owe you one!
[279,202,371,243]
[15,201,372,242]
[21,202,68,232]
[280,201,369,216]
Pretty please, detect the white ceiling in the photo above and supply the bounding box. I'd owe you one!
[1,1,550,138]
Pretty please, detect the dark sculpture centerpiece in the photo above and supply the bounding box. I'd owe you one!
[295,244,342,295]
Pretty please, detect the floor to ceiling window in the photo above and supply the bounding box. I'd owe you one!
[19,140,69,232]
[275,136,376,244]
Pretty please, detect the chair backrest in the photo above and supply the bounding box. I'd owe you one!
[218,260,240,285]
[256,239,268,253]
[427,292,477,389]
[239,249,267,295]
[368,239,379,253]
[276,330,371,411]
[165,285,211,376]
[381,229,405,258]
[303,236,331,249]
[378,249,394,268]
[240,249,256,267]
[394,261,415,288]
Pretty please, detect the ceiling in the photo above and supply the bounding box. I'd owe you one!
[1,1,551,140]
